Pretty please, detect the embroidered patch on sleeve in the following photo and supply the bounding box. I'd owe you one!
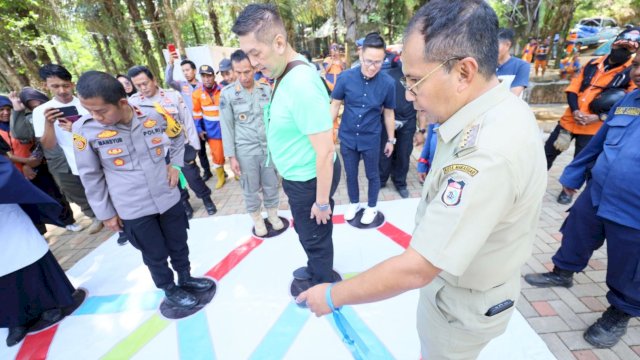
[73,133,87,151]
[441,178,466,206]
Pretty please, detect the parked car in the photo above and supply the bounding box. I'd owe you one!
[570,17,620,47]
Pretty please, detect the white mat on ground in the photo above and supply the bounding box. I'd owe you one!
[0,199,554,359]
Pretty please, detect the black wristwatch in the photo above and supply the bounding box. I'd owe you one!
[417,128,427,134]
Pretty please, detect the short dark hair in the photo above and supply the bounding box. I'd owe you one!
[404,0,498,78]
[230,49,250,66]
[39,64,72,82]
[127,65,154,80]
[498,28,515,46]
[232,4,287,43]
[362,32,386,51]
[180,60,196,70]
[300,50,313,63]
[77,71,126,106]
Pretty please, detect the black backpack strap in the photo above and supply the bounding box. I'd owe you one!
[579,58,599,93]
[271,60,307,102]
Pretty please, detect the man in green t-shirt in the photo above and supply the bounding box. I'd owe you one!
[232,4,342,300]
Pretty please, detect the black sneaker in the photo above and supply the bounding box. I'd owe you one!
[6,326,27,347]
[164,284,198,308]
[203,197,217,216]
[557,190,573,205]
[201,171,213,182]
[524,267,574,288]
[40,308,63,324]
[584,306,632,348]
[397,188,409,198]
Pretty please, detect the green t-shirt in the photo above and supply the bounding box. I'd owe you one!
[265,55,332,181]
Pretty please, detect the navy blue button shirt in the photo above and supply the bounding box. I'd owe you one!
[332,67,396,151]
[560,89,640,230]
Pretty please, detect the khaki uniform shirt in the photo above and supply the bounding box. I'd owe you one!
[72,107,185,221]
[129,88,200,150]
[411,84,547,291]
[219,81,271,158]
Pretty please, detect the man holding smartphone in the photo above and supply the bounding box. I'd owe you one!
[32,64,103,234]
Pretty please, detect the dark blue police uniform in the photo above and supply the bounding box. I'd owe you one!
[554,89,640,316]
[332,67,396,207]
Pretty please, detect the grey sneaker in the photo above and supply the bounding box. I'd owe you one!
[87,218,104,234]
[65,223,83,232]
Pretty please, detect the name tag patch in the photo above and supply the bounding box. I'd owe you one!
[443,164,478,177]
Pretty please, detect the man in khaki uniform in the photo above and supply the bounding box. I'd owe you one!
[298,1,547,358]
[219,50,283,236]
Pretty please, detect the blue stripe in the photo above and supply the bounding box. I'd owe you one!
[327,306,394,360]
[177,311,216,360]
[249,302,310,360]
[74,291,164,315]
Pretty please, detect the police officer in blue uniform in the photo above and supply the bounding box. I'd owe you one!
[525,45,640,348]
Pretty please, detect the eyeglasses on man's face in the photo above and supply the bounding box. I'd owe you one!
[400,57,464,97]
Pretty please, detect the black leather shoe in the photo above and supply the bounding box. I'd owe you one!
[117,232,128,246]
[524,267,573,288]
[203,197,217,216]
[164,284,198,308]
[397,188,409,198]
[6,326,27,347]
[182,200,194,219]
[178,272,215,292]
[584,306,632,348]
[201,171,213,182]
[557,190,573,205]
[40,308,63,324]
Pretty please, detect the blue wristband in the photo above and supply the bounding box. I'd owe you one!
[325,283,339,312]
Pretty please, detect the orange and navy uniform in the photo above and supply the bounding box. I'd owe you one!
[521,43,537,63]
[559,55,636,135]
[192,84,224,165]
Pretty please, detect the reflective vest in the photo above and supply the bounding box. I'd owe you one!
[192,84,223,139]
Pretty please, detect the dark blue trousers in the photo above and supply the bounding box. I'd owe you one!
[340,144,380,207]
[553,183,640,316]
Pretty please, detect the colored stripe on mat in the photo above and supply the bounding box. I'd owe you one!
[177,311,216,360]
[327,306,394,360]
[248,302,310,360]
[206,236,263,280]
[15,325,58,360]
[377,222,411,249]
[74,292,164,315]
[101,314,170,360]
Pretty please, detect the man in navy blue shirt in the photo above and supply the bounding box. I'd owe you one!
[524,49,640,348]
[330,32,396,224]
[496,28,530,97]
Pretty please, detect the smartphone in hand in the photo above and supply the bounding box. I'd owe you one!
[57,106,81,123]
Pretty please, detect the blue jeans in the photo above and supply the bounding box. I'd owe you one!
[340,145,380,207]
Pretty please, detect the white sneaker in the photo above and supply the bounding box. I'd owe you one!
[344,203,361,221]
[361,207,378,225]
[65,223,83,232]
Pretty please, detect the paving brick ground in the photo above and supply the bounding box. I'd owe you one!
[44,110,638,359]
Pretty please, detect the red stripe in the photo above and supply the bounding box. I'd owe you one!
[332,214,345,224]
[15,325,59,360]
[376,222,411,249]
[205,236,263,280]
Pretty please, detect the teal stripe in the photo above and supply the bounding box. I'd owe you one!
[327,306,394,360]
[249,302,310,360]
[75,292,164,315]
[177,311,216,360]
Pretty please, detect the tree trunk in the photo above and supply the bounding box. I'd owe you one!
[124,0,161,77]
[102,35,121,73]
[160,0,186,56]
[92,34,114,73]
[541,0,577,67]
[15,49,41,85]
[142,0,168,67]
[101,0,136,69]
[191,21,201,45]
[207,2,223,46]
[0,52,28,89]
[48,38,63,65]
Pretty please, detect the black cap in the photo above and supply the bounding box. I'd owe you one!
[199,65,215,75]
